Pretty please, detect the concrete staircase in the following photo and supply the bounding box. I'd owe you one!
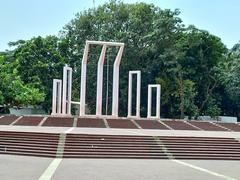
[0,131,58,157]
[1,131,240,160]
[64,134,167,158]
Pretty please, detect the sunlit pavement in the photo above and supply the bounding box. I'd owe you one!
[1,155,240,180]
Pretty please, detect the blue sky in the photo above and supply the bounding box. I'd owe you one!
[0,0,239,51]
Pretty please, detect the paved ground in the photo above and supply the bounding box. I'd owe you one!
[0,155,240,180]
[0,155,51,180]
[1,126,240,179]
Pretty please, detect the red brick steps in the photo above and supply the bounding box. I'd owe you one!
[188,121,228,131]
[218,123,240,131]
[162,120,198,130]
[14,116,44,126]
[135,120,169,129]
[0,116,19,125]
[106,119,138,129]
[0,131,59,158]
[42,117,74,127]
[0,130,240,160]
[77,118,106,128]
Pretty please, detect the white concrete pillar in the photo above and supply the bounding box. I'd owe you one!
[80,43,89,116]
[79,41,124,117]
[62,65,72,116]
[147,84,161,119]
[112,46,124,117]
[96,45,107,116]
[128,71,141,118]
[51,79,62,115]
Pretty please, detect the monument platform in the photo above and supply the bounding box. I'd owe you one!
[0,115,240,131]
[0,115,240,160]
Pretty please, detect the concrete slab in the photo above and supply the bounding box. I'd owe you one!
[2,154,239,180]
[0,125,70,134]
[70,127,240,138]
[0,155,52,180]
[0,154,239,180]
[181,160,240,179]
[52,159,221,180]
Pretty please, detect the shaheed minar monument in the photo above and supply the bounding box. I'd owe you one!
[51,40,161,119]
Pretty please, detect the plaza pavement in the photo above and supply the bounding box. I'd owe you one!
[0,154,240,180]
[0,125,240,179]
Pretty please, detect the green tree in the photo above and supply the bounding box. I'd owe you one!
[61,1,188,116]
[0,54,45,110]
[1,1,233,119]
[59,1,228,118]
[216,42,240,119]
[178,26,227,117]
[10,36,65,111]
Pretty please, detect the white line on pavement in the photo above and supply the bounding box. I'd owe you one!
[39,158,62,180]
[38,127,74,180]
[127,130,238,180]
[172,159,237,180]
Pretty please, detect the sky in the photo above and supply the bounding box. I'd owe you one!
[0,0,239,51]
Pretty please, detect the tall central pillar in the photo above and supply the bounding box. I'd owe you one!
[79,41,124,117]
